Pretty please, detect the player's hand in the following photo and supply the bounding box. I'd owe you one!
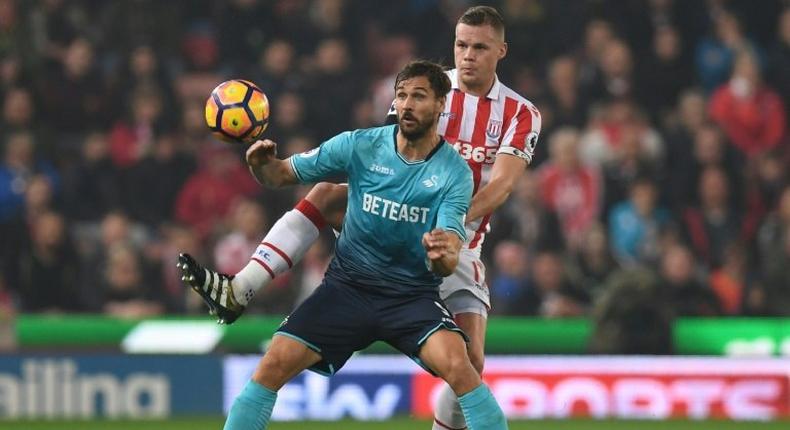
[246,139,278,168]
[422,228,450,260]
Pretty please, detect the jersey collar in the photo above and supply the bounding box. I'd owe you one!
[448,68,501,100]
[392,125,445,165]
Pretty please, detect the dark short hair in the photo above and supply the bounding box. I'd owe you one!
[458,6,505,36]
[394,60,451,99]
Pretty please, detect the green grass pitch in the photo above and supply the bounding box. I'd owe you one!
[2,418,788,430]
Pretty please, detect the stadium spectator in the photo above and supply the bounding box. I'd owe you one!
[588,39,636,101]
[174,25,223,102]
[542,55,586,148]
[264,91,308,142]
[1,175,56,297]
[213,198,269,275]
[708,242,751,315]
[78,211,149,308]
[26,0,79,64]
[752,224,790,316]
[660,244,721,316]
[580,100,664,167]
[10,211,82,312]
[180,100,215,148]
[751,149,789,212]
[62,132,123,222]
[250,39,302,103]
[569,223,619,300]
[695,10,760,94]
[666,123,743,212]
[1,86,34,131]
[531,250,588,318]
[125,132,196,227]
[174,144,260,241]
[600,120,661,216]
[157,223,203,313]
[216,0,268,71]
[489,241,535,316]
[35,37,107,141]
[709,52,787,158]
[489,169,564,254]
[0,273,15,351]
[767,7,790,123]
[109,44,178,125]
[637,25,695,122]
[0,54,28,96]
[538,127,601,250]
[108,86,165,168]
[0,131,59,222]
[302,38,358,138]
[608,176,671,267]
[576,19,615,98]
[102,243,164,318]
[757,186,790,275]
[681,166,745,268]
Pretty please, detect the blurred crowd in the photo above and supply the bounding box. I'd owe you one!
[0,0,788,325]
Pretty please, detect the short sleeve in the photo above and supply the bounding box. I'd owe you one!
[289,131,354,183]
[498,103,541,164]
[436,164,472,241]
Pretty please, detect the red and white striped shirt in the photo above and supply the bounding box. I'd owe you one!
[438,69,541,251]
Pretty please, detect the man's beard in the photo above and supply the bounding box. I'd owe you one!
[398,114,433,140]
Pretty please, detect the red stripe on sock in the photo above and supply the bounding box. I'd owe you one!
[251,257,275,279]
[261,242,293,268]
[433,419,467,430]
[294,199,327,230]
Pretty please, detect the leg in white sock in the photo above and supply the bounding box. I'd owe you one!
[232,200,324,305]
[433,383,467,430]
[433,299,488,430]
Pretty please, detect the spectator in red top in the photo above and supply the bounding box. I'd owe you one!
[709,52,787,158]
[108,86,164,168]
[174,144,260,241]
[213,198,268,275]
[538,127,602,250]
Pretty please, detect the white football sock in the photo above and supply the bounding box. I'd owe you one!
[232,199,325,306]
[433,383,467,430]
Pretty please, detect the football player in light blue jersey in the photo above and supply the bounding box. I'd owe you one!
[181,60,509,430]
[287,122,471,295]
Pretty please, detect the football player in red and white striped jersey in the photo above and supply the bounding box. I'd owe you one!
[185,6,540,429]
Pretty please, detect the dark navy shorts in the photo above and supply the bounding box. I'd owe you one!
[275,276,468,376]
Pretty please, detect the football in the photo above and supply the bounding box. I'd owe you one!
[205,79,270,143]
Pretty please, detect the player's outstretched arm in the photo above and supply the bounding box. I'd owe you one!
[422,228,463,277]
[246,139,299,187]
[466,153,526,222]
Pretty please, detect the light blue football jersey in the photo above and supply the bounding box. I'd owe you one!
[289,124,472,295]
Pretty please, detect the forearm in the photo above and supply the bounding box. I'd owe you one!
[430,249,459,277]
[466,153,526,222]
[466,181,511,223]
[249,159,298,188]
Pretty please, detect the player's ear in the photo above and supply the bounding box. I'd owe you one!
[499,42,508,60]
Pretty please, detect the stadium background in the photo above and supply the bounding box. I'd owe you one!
[0,0,789,428]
